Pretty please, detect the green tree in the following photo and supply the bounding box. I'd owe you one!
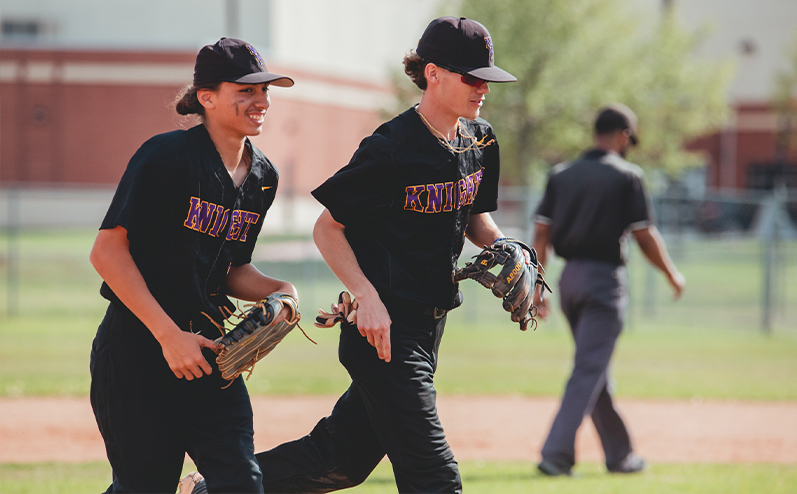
[412,0,735,187]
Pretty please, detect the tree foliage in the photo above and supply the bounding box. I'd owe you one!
[406,0,735,187]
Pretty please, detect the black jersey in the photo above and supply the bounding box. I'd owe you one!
[99,124,278,329]
[535,149,652,265]
[312,107,500,310]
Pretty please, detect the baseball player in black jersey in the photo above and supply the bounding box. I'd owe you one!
[244,17,516,494]
[532,104,686,477]
[89,38,296,493]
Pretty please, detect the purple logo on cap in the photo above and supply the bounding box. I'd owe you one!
[485,36,494,65]
[246,44,266,69]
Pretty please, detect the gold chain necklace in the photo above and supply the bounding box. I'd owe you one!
[414,105,495,154]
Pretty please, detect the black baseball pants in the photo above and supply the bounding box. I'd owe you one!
[256,310,462,493]
[90,304,263,493]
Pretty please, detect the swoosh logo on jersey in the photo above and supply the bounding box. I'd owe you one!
[262,186,273,190]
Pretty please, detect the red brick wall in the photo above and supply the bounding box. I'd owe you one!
[0,48,388,194]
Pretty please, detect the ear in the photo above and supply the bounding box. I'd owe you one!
[424,63,442,87]
[197,89,216,110]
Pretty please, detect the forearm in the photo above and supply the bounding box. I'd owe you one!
[633,226,678,279]
[313,210,379,301]
[532,222,552,268]
[91,226,222,379]
[465,212,504,247]
[633,226,686,299]
[90,227,180,341]
[225,263,297,301]
[313,209,392,361]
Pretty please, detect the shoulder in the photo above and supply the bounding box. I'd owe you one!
[602,152,646,181]
[366,107,419,153]
[550,160,574,176]
[137,125,209,163]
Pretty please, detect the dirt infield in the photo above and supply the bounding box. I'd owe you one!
[1,395,796,465]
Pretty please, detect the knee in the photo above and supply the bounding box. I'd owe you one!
[392,458,462,493]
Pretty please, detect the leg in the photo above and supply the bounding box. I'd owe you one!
[590,381,633,469]
[256,384,386,493]
[185,374,263,493]
[540,262,625,472]
[255,315,461,493]
[90,306,186,493]
[341,316,461,493]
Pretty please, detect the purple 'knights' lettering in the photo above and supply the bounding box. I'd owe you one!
[226,210,243,241]
[425,183,445,213]
[208,205,228,237]
[443,182,454,212]
[465,175,475,206]
[455,178,467,209]
[404,185,426,212]
[472,168,483,199]
[183,197,203,230]
[238,211,261,242]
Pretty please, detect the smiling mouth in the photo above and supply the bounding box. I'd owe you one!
[248,112,266,124]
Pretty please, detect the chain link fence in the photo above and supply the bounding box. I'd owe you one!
[2,185,796,333]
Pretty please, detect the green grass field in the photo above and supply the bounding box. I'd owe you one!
[0,228,796,492]
[1,460,796,494]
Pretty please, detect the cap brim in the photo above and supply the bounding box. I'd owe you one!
[228,72,295,87]
[468,65,517,83]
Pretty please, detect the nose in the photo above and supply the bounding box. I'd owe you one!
[254,89,270,109]
[477,82,490,95]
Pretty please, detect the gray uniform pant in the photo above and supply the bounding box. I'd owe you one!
[540,259,635,470]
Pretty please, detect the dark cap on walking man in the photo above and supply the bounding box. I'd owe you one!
[416,16,517,83]
[595,103,639,146]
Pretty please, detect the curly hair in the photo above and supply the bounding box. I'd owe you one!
[403,51,431,90]
[174,82,222,118]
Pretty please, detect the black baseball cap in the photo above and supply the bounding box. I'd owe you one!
[594,103,639,145]
[193,37,294,87]
[416,16,516,83]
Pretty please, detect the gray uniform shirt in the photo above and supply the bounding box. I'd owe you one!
[534,148,652,266]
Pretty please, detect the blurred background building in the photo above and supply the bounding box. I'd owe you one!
[0,0,796,231]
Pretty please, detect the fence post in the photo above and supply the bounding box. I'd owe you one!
[5,187,21,316]
[761,184,786,334]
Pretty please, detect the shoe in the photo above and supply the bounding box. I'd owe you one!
[537,459,572,477]
[608,453,648,474]
[178,472,208,494]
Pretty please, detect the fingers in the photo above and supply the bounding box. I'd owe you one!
[198,335,221,353]
[163,332,215,380]
[378,333,391,362]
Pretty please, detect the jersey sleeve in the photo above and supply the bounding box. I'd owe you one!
[627,172,653,231]
[311,134,395,227]
[470,131,500,215]
[534,171,557,225]
[100,140,183,245]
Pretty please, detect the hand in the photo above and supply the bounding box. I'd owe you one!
[159,329,219,380]
[533,292,551,321]
[669,270,686,300]
[353,293,392,363]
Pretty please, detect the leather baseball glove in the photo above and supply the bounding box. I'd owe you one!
[315,291,359,328]
[453,238,552,330]
[212,293,313,383]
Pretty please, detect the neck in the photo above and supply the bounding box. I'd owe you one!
[203,120,246,172]
[416,98,459,140]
